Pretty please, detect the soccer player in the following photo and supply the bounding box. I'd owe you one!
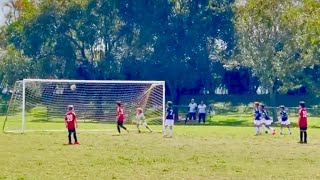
[185,99,197,124]
[298,101,308,143]
[164,101,174,138]
[64,105,79,145]
[278,105,292,135]
[253,102,262,135]
[136,107,153,133]
[260,104,275,135]
[116,101,129,134]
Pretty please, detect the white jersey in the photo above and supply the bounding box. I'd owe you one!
[136,113,147,126]
[198,104,206,114]
[188,103,197,113]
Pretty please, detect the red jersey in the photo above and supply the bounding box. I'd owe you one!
[64,111,77,129]
[298,108,307,127]
[117,107,124,122]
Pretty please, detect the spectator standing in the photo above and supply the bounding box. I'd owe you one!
[185,99,197,124]
[198,101,207,124]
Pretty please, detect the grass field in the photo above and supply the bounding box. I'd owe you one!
[1,115,320,180]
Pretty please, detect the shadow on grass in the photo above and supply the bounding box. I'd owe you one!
[29,119,115,124]
[211,119,251,127]
[18,117,320,129]
[176,120,320,128]
[175,119,251,127]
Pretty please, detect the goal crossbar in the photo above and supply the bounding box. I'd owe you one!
[23,79,165,84]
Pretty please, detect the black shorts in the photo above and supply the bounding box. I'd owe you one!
[300,127,307,131]
[117,122,123,126]
[68,129,76,133]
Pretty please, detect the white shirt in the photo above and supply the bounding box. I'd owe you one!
[136,113,146,121]
[198,104,206,113]
[188,103,197,113]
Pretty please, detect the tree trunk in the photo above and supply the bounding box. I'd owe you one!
[269,86,277,121]
[172,89,181,121]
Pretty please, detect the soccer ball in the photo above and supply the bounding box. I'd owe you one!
[70,84,76,91]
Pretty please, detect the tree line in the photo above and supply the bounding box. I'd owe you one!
[0,0,319,105]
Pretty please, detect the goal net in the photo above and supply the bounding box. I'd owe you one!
[3,79,165,133]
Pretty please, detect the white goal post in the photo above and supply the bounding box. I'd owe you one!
[3,79,166,133]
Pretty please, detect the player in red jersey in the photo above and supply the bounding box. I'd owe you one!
[64,105,79,145]
[116,101,129,134]
[298,101,308,144]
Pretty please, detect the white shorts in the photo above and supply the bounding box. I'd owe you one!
[165,119,174,126]
[254,120,261,126]
[137,121,148,126]
[280,120,291,125]
[263,119,273,126]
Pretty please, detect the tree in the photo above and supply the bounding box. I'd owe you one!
[283,0,320,94]
[233,0,312,107]
[119,0,236,103]
[0,46,32,87]
[6,0,122,80]
[0,0,39,87]
[3,0,236,105]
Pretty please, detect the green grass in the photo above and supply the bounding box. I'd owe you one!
[1,117,320,180]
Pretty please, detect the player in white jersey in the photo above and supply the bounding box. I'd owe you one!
[136,108,153,133]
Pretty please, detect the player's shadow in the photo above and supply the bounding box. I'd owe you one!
[176,119,251,127]
[30,119,57,123]
[62,143,73,146]
[210,119,250,127]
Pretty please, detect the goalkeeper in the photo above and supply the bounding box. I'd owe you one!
[136,108,153,133]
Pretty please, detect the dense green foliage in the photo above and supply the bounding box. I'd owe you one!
[0,0,319,104]
[233,0,320,96]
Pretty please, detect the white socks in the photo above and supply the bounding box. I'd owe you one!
[164,126,173,137]
[288,127,292,134]
[262,125,268,131]
[255,127,260,134]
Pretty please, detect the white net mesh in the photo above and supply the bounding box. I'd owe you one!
[3,79,165,132]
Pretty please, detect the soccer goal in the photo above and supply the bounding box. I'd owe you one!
[3,79,165,133]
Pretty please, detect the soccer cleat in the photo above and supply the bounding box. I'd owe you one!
[138,130,141,133]
[280,132,283,135]
[68,142,72,145]
[297,141,303,144]
[254,133,261,136]
[74,141,80,145]
[303,141,307,144]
